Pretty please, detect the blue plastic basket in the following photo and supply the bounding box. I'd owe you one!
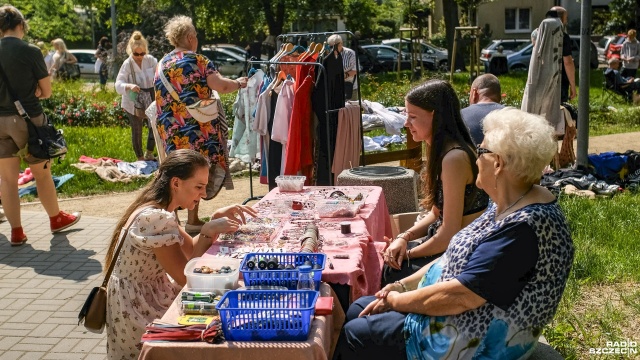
[240,253,325,290]
[215,290,319,341]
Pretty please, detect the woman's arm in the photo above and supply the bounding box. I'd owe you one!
[408,149,472,258]
[387,279,486,316]
[206,71,248,94]
[66,52,78,64]
[385,211,437,269]
[154,243,190,286]
[36,76,52,99]
[115,58,138,95]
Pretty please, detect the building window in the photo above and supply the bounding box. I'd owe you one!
[505,8,531,32]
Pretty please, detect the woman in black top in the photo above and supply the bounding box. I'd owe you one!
[381,79,488,285]
[95,36,110,89]
[0,5,80,246]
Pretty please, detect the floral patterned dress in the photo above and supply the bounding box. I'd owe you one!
[154,50,226,168]
[404,201,574,360]
[106,208,183,359]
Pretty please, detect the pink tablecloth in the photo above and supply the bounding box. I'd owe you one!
[139,283,344,360]
[260,186,393,242]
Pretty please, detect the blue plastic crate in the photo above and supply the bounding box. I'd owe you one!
[215,290,319,341]
[240,253,325,290]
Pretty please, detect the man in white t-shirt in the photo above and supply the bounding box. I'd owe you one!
[327,34,359,101]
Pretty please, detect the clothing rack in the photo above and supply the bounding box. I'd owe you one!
[241,30,365,205]
[277,30,365,166]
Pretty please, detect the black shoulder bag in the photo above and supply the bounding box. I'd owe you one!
[0,62,67,162]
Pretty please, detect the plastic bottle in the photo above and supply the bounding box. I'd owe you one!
[296,265,315,291]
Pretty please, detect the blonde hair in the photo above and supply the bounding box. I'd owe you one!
[126,31,148,56]
[628,29,637,39]
[483,107,557,184]
[164,15,195,48]
[51,38,68,52]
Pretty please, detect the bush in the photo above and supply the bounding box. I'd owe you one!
[41,81,129,127]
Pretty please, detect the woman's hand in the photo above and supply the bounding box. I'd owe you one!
[375,282,404,299]
[201,217,240,236]
[236,77,248,89]
[128,84,141,93]
[212,205,257,225]
[35,85,42,98]
[359,291,399,317]
[384,238,408,270]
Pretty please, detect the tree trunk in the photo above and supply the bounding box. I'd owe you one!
[262,0,286,37]
[636,0,640,29]
[443,0,465,71]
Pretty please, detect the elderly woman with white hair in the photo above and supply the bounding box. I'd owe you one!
[155,15,248,233]
[333,107,574,360]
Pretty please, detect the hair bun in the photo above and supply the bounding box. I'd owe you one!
[134,34,142,40]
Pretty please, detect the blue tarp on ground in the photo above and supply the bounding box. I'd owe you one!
[18,174,74,197]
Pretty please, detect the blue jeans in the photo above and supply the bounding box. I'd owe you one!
[332,296,407,360]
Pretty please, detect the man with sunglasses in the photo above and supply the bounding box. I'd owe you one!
[461,74,504,146]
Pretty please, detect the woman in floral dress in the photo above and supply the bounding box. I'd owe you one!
[105,149,256,359]
[155,15,248,233]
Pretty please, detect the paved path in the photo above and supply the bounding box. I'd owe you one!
[0,211,113,359]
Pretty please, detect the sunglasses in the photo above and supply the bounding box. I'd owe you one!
[476,145,494,157]
[133,52,146,56]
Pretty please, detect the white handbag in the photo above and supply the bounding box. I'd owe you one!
[156,58,219,123]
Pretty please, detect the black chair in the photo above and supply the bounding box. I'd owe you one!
[603,69,632,103]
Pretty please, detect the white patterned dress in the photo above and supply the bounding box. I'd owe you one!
[106,208,183,359]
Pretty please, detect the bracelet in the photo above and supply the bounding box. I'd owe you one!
[199,233,213,239]
[398,230,414,242]
[235,79,241,89]
[394,280,408,293]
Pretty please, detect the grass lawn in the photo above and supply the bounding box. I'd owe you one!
[22,73,640,359]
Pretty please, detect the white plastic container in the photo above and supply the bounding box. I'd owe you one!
[275,175,306,192]
[184,257,241,294]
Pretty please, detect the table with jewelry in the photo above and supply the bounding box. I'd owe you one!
[206,186,392,300]
[139,186,391,359]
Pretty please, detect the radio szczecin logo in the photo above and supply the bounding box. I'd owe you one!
[589,340,638,355]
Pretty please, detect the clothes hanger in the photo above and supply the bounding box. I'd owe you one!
[270,70,287,96]
[272,42,288,60]
[299,42,315,60]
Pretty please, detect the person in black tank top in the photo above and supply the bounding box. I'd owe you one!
[381,80,489,286]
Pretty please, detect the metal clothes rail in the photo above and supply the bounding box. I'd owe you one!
[241,31,366,205]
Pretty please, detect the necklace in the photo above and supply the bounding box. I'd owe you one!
[495,185,534,219]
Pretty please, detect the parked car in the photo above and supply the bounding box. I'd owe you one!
[597,35,615,63]
[381,38,448,70]
[568,35,599,69]
[605,34,627,61]
[362,44,436,72]
[506,36,598,72]
[355,45,384,73]
[68,49,99,79]
[200,46,246,78]
[480,39,531,68]
[506,43,533,71]
[211,43,248,59]
[480,39,531,69]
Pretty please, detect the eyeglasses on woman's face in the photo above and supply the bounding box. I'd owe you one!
[476,145,494,157]
[133,52,146,57]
